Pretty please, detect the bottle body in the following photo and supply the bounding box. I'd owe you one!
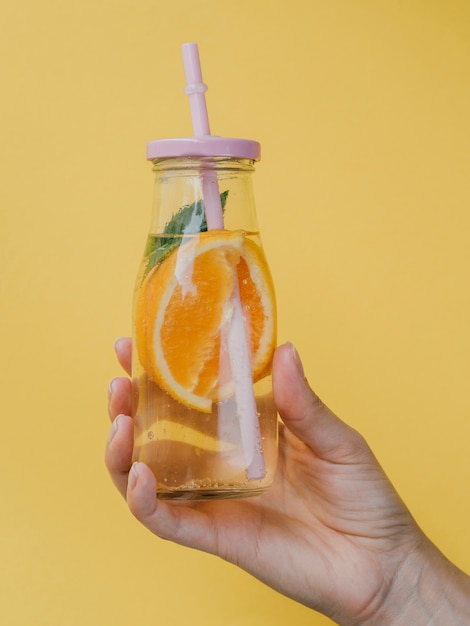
[132,157,278,499]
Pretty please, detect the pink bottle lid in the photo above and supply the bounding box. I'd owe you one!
[146,136,261,161]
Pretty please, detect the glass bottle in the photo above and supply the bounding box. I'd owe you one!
[132,137,278,500]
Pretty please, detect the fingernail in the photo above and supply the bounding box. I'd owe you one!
[128,462,139,490]
[107,414,122,444]
[290,343,305,378]
[114,337,126,352]
[108,377,118,397]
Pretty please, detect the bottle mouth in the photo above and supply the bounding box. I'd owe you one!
[146,136,261,161]
[151,156,256,174]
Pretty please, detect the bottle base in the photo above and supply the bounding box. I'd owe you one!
[156,485,269,501]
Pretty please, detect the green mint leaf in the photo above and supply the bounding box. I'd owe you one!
[142,190,229,279]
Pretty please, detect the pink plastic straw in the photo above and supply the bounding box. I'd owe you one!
[181,43,210,136]
[181,43,266,480]
[182,43,224,230]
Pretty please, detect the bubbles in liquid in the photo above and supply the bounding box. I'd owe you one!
[148,431,154,440]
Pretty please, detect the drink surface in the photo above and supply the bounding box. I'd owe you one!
[132,229,278,499]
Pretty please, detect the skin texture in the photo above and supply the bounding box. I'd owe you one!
[106,338,470,625]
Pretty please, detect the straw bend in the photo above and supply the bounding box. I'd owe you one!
[184,82,208,95]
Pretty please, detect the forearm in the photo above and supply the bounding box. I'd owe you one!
[369,536,470,625]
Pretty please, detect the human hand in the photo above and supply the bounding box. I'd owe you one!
[106,339,470,625]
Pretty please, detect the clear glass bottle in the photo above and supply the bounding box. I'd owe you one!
[132,137,277,500]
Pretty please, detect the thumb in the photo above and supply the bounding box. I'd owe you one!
[272,343,366,462]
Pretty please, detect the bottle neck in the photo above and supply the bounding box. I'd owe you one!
[149,157,259,236]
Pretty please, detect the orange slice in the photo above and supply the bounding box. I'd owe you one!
[135,230,276,412]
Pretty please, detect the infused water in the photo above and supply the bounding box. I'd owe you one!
[132,230,278,499]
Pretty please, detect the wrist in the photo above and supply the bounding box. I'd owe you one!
[368,534,470,625]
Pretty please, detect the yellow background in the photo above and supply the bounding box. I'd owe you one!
[1,1,469,624]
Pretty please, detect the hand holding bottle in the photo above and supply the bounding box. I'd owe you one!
[106,338,470,625]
